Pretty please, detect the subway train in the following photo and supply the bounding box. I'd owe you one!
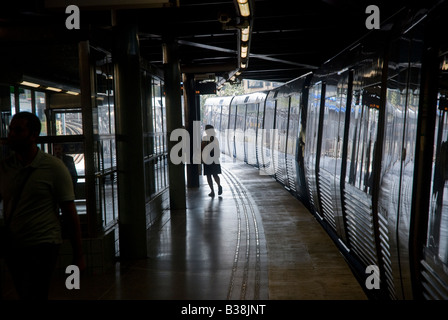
[202,2,448,300]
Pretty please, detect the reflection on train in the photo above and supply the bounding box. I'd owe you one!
[203,3,448,299]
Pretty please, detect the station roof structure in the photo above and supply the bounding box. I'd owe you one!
[0,0,411,87]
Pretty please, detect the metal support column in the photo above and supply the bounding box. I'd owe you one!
[114,24,147,258]
[78,41,99,238]
[183,73,200,188]
[164,39,187,209]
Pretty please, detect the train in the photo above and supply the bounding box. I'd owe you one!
[202,1,448,300]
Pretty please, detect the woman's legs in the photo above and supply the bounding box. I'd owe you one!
[213,174,222,195]
[206,174,215,196]
[207,174,222,197]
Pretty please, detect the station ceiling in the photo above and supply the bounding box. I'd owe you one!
[0,0,412,87]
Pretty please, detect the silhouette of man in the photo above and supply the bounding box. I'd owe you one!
[0,112,85,300]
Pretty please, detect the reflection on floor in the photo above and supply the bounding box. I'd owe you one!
[0,155,366,300]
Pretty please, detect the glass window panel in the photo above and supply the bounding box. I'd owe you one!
[287,94,301,156]
[19,88,32,113]
[34,91,47,136]
[10,86,16,116]
[276,96,289,154]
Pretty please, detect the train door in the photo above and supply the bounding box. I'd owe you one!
[260,92,277,175]
[256,97,266,169]
[245,98,261,167]
[208,96,232,158]
[422,87,448,299]
[378,21,425,299]
[343,63,383,286]
[286,92,301,197]
[304,80,325,215]
[242,101,249,163]
[420,22,448,299]
[220,102,230,156]
[274,95,290,187]
[317,71,350,239]
[235,100,246,162]
[229,100,237,158]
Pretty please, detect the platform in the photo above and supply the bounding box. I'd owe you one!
[1,155,366,300]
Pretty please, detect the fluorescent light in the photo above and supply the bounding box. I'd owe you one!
[66,91,80,95]
[20,81,40,88]
[240,62,247,69]
[237,0,250,17]
[46,87,62,92]
[240,44,248,58]
[241,26,250,42]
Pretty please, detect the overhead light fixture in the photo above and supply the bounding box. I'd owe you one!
[240,62,247,69]
[240,44,248,58]
[241,25,250,42]
[46,87,62,92]
[20,81,40,88]
[66,91,80,96]
[237,0,250,17]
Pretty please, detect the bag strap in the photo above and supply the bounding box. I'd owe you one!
[5,167,35,227]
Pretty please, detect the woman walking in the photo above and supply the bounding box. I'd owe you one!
[201,124,223,197]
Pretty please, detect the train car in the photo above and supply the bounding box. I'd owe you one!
[262,74,312,200]
[204,0,448,299]
[229,92,267,164]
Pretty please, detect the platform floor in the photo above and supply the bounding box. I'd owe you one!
[1,155,367,300]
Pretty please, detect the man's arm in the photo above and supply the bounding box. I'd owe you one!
[59,200,86,271]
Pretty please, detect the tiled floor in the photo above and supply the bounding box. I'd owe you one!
[1,155,366,300]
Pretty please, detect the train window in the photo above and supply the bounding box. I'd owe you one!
[34,91,47,136]
[212,104,221,131]
[345,77,380,193]
[245,103,258,132]
[245,102,258,165]
[257,100,264,130]
[236,104,246,131]
[320,79,339,173]
[202,104,213,128]
[305,82,323,161]
[276,96,289,154]
[264,98,276,149]
[221,104,229,130]
[229,103,237,131]
[287,94,301,156]
[335,75,349,165]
